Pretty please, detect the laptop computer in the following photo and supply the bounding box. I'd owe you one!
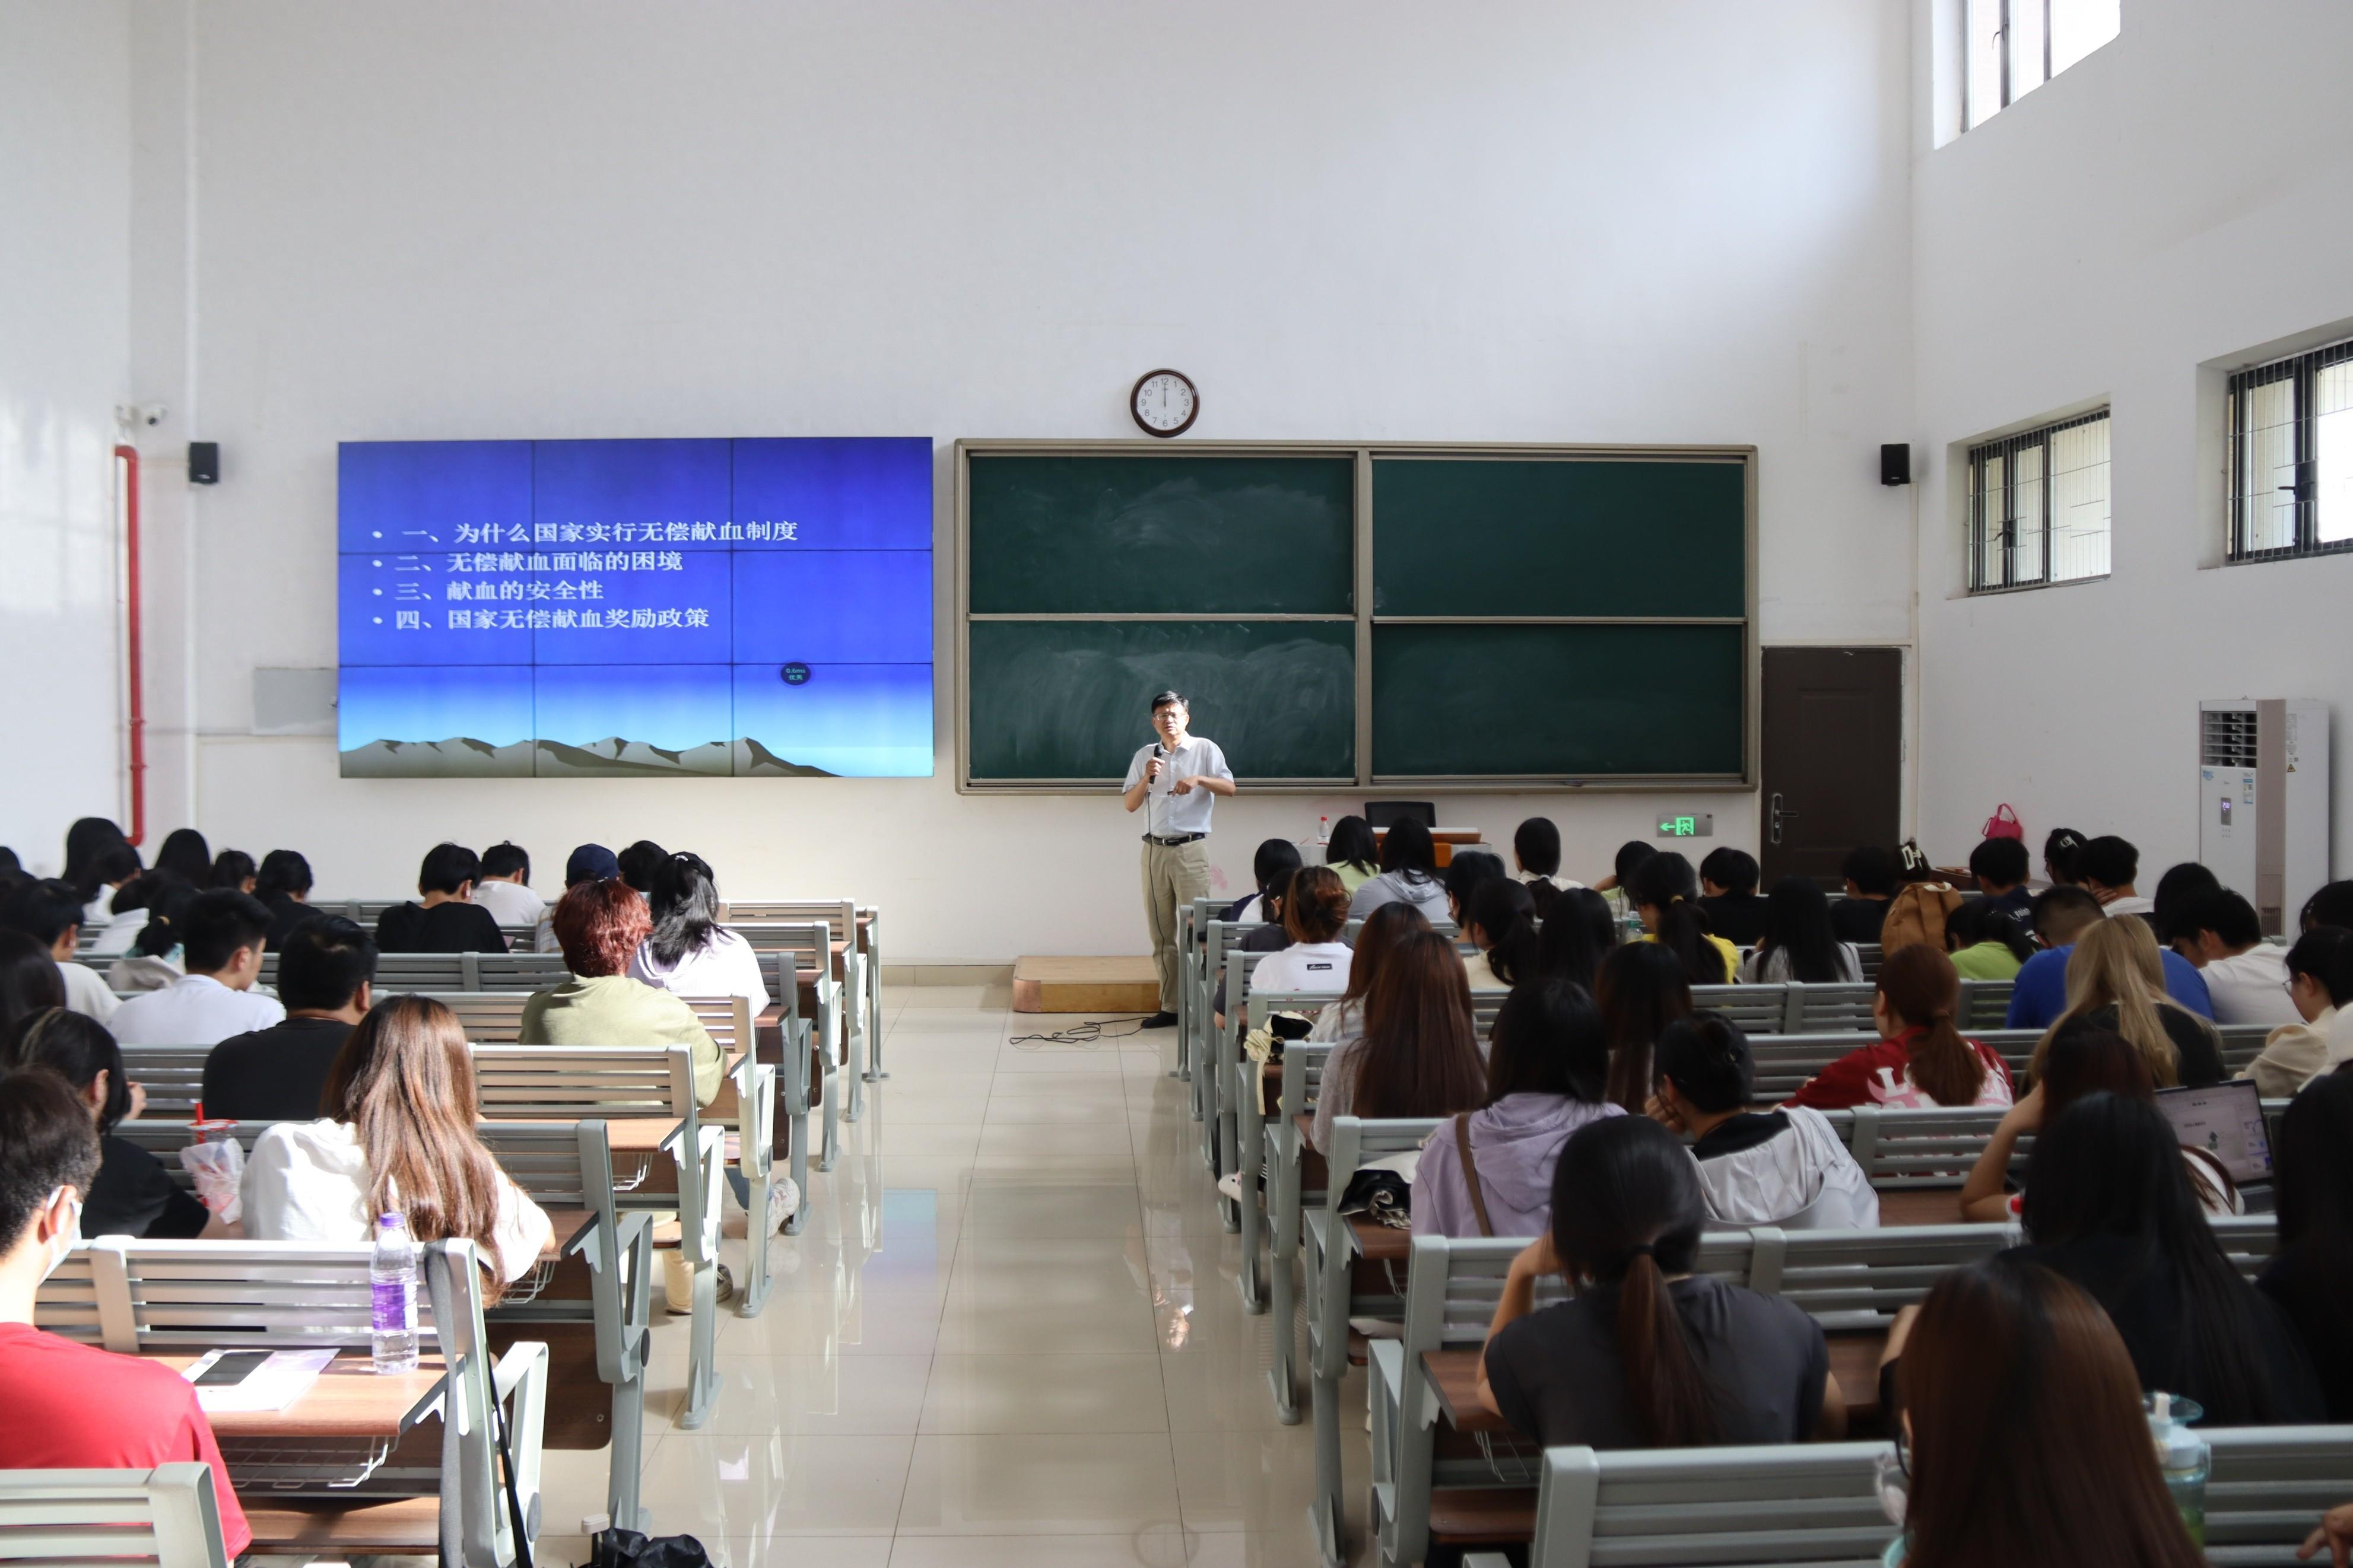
[2155,1079,2276,1213]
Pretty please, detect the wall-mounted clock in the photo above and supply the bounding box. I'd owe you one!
[1129,368,1199,437]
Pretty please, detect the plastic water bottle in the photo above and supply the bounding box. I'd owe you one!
[2147,1391,2209,1545]
[370,1212,420,1374]
[1317,815,1330,846]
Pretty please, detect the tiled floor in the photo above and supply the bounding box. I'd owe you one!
[531,986,1370,1567]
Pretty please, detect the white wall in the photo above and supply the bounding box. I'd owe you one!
[0,2,131,876]
[74,1,1920,957]
[1911,0,2353,886]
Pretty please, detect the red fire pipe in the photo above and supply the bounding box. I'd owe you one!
[115,444,146,847]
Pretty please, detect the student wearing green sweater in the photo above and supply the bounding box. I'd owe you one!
[520,879,722,1105]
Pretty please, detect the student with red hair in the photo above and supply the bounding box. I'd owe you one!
[519,879,722,1105]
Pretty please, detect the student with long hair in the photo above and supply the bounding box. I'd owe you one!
[2262,1072,2353,1418]
[1323,815,1381,893]
[4,1007,207,1239]
[2237,925,2353,1096]
[2013,1092,2320,1423]
[1463,877,1539,990]
[524,879,723,1105]
[1942,898,2033,981]
[1347,819,1450,921]
[1475,1116,1836,1448]
[2034,917,2225,1088]
[1627,851,1735,985]
[2301,880,2353,931]
[0,931,65,1038]
[253,847,317,949]
[1696,847,1767,948]
[151,827,212,886]
[105,877,193,994]
[628,851,770,1013]
[1537,887,1616,993]
[1740,876,1862,984]
[1888,1256,2205,1568]
[616,838,669,894]
[239,994,553,1292]
[2042,827,2084,887]
[1596,941,1692,1113]
[1441,849,1508,923]
[75,841,141,927]
[1341,929,1484,1122]
[61,816,130,892]
[1248,866,1354,995]
[1415,978,1622,1238]
[1650,1010,1878,1228]
[1786,944,2012,1110]
[1225,838,1303,924]
[1213,866,1296,1023]
[87,869,172,958]
[1307,901,1428,1152]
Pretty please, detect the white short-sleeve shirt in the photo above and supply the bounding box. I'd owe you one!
[1125,736,1234,838]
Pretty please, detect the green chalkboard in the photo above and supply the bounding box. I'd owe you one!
[1371,458,1746,618]
[968,454,1355,614]
[968,619,1355,780]
[1371,623,1745,777]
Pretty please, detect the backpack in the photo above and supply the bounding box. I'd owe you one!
[1880,880,1965,953]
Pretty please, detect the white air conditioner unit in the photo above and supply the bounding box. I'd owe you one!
[2198,699,2331,936]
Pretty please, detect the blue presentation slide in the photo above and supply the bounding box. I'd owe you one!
[337,437,933,777]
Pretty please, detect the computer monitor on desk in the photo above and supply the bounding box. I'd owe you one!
[1366,801,1436,831]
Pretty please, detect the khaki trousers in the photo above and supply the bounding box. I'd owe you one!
[1141,837,1212,1012]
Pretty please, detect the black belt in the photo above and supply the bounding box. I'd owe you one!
[1142,832,1206,846]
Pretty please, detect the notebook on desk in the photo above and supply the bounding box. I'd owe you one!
[2157,1079,2275,1213]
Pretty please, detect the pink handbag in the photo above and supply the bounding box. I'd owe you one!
[1981,804,2025,842]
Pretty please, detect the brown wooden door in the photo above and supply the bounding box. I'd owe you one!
[1760,647,1903,886]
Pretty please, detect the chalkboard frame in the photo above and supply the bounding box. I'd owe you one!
[955,439,1757,794]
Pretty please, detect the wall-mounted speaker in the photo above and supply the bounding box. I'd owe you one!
[188,441,219,485]
[1880,443,1911,486]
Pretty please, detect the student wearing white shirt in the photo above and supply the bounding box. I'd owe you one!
[470,841,547,931]
[1246,867,1354,995]
[628,851,770,1013]
[2175,889,2300,1029]
[2234,927,2353,1098]
[107,890,284,1046]
[1464,877,1540,991]
[0,878,119,1025]
[236,994,552,1286]
[2073,835,2155,919]
[1121,691,1236,1028]
[75,843,141,931]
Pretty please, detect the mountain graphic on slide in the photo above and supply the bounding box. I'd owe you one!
[339,736,834,778]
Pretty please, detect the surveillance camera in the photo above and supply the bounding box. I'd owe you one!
[116,402,169,429]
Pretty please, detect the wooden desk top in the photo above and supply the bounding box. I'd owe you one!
[153,1352,445,1440]
[537,1207,596,1260]
[1876,1188,1967,1227]
[1351,1214,1410,1264]
[604,1116,687,1153]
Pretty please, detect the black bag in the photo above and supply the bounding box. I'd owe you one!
[589,1528,712,1568]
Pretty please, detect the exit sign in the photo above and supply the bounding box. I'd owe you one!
[1657,813,1714,838]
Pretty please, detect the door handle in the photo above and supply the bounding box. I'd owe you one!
[1770,792,1797,845]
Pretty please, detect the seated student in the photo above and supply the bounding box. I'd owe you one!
[2039,917,2227,1088]
[1942,896,2034,981]
[1596,941,1692,1112]
[207,848,256,894]
[1323,815,1381,893]
[253,847,317,949]
[1828,845,1897,944]
[1695,848,1768,948]
[2302,880,2353,931]
[2042,826,2085,887]
[0,877,118,1022]
[1346,818,1450,922]
[1536,886,1616,993]
[1475,1116,1837,1448]
[1626,851,1737,985]
[1649,1010,1879,1229]
[1510,816,1583,908]
[1462,877,1539,991]
[1306,901,1429,1152]
[2260,1072,2353,1420]
[375,842,509,955]
[2237,926,2353,1096]
[1739,876,1862,984]
[1967,834,2034,920]
[4,1009,207,1239]
[75,841,141,930]
[1222,838,1303,924]
[617,838,668,894]
[152,826,211,885]
[1592,839,1656,927]
[2009,1091,2322,1424]
[1441,848,1508,924]
[1246,866,1354,997]
[202,916,375,1121]
[239,994,554,1287]
[2173,888,2299,1028]
[87,869,171,958]
[1417,978,1623,1239]
[1212,867,1297,1023]
[2150,860,2222,949]
[1315,929,1483,1152]
[62,815,131,894]
[109,890,284,1047]
[470,841,546,930]
[0,1067,253,1559]
[1884,1257,2207,1568]
[0,931,65,1038]
[1786,944,2014,1111]
[535,842,620,955]
[2071,834,2154,919]
[2005,885,2215,1029]
[628,851,770,1013]
[104,879,193,995]
[522,879,722,1105]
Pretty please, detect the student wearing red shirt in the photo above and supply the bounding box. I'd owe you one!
[0,1066,252,1559]
[1785,943,2013,1111]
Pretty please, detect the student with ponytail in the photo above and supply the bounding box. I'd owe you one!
[1786,944,2014,1110]
[1626,851,1736,985]
[1463,877,1539,990]
[1475,1115,1838,1448]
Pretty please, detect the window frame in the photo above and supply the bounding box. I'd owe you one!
[1964,409,2110,595]
[1963,0,2114,132]
[2227,336,2353,564]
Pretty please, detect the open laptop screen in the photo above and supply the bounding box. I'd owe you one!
[2156,1079,2274,1185]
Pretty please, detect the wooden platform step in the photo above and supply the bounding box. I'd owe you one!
[1011,955,1161,1014]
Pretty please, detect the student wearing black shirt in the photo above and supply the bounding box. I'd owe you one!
[1476,1116,1837,1449]
[374,843,508,955]
[1,1009,205,1239]
[2261,1072,2353,1420]
[1828,844,1895,944]
[1695,847,1767,948]
[254,848,317,949]
[203,917,375,1122]
[1967,835,2034,919]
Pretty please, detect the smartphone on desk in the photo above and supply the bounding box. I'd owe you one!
[186,1348,274,1386]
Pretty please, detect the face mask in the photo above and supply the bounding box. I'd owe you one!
[41,1189,82,1284]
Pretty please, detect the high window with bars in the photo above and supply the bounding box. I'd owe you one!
[2227,337,2353,562]
[1964,0,2120,131]
[1966,411,2111,593]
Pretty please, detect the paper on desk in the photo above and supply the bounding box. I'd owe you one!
[187,1348,338,1413]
